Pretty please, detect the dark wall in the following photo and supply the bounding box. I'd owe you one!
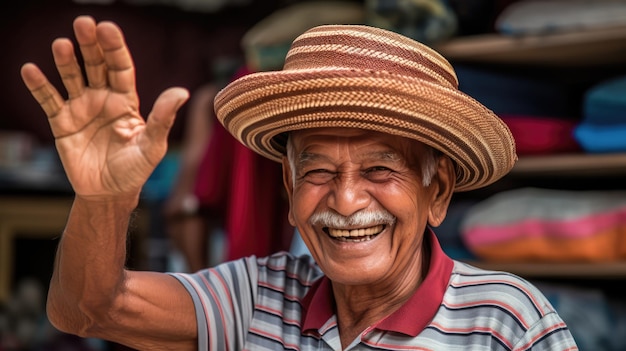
[0,0,282,145]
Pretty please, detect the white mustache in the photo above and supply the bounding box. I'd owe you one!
[309,210,396,228]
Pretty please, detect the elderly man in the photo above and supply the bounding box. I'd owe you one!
[20,16,577,351]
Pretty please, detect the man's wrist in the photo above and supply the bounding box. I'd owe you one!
[73,194,140,213]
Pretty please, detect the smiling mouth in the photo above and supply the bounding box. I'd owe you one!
[324,224,385,242]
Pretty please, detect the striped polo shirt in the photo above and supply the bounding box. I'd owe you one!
[170,230,578,350]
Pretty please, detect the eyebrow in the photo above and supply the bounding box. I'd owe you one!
[368,150,401,162]
[296,151,323,167]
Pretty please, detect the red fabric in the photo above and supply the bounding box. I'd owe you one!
[194,121,234,219]
[194,66,291,260]
[500,114,581,155]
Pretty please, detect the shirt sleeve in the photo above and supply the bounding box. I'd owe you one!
[513,310,579,351]
[169,256,259,351]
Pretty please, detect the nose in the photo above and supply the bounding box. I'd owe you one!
[326,172,371,217]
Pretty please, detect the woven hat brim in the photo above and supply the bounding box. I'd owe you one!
[214,68,517,192]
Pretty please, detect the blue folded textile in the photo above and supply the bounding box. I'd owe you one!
[573,123,626,153]
[575,75,626,153]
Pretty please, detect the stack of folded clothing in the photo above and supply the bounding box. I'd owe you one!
[495,0,626,35]
[460,187,626,262]
[455,65,581,156]
[574,75,626,153]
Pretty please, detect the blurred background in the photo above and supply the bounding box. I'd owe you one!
[2,0,626,350]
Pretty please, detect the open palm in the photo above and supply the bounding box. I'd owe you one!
[20,16,188,198]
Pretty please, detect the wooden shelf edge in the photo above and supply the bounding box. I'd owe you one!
[463,260,626,279]
[433,24,626,66]
[509,152,626,176]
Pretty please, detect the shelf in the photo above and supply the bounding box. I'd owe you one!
[509,152,626,176]
[462,153,626,282]
[0,197,74,303]
[0,196,150,304]
[464,261,626,279]
[433,24,626,67]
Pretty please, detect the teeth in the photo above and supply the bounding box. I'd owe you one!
[328,225,384,238]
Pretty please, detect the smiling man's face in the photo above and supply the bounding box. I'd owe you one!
[282,128,454,287]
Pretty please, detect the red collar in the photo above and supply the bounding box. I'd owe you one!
[301,228,454,336]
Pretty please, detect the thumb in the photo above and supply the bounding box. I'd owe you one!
[144,87,190,147]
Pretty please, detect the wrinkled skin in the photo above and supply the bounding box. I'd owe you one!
[282,128,455,348]
[21,16,197,351]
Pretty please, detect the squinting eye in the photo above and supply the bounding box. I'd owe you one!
[303,169,336,184]
[363,167,393,181]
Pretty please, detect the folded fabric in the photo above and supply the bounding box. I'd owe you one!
[574,75,626,153]
[495,0,626,35]
[454,64,573,117]
[582,75,626,126]
[574,123,626,153]
[460,187,626,262]
[365,0,457,44]
[241,1,365,71]
[500,114,581,155]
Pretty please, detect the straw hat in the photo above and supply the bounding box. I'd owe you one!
[214,25,517,192]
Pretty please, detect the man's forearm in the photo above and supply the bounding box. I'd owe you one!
[46,195,139,335]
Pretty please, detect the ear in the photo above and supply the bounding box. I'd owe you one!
[282,156,296,226]
[427,155,456,227]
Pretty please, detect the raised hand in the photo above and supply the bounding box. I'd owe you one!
[20,15,189,199]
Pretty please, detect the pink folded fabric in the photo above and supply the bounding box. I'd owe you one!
[461,188,626,262]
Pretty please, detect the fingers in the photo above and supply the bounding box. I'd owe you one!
[142,87,189,154]
[20,63,66,119]
[73,16,107,89]
[21,17,90,107]
[52,37,85,100]
[74,15,135,93]
[94,19,136,94]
